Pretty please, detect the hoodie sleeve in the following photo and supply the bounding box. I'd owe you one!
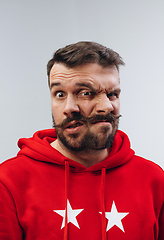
[0,182,23,240]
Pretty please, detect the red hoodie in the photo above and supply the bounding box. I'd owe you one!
[0,129,163,240]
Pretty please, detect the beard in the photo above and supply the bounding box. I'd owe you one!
[52,112,121,152]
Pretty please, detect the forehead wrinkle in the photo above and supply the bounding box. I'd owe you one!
[50,69,92,79]
[50,71,95,89]
[50,72,77,80]
[50,65,120,92]
[95,82,121,94]
[50,70,95,90]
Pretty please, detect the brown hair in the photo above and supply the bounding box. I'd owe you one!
[47,41,124,86]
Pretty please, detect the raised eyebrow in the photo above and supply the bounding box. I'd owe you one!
[50,82,61,90]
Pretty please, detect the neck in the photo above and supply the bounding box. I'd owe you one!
[51,139,111,168]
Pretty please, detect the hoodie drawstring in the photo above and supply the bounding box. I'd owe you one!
[101,167,106,240]
[64,160,69,240]
[64,161,106,240]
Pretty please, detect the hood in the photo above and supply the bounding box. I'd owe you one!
[17,129,135,172]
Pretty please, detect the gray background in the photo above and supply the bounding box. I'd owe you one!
[1,0,164,168]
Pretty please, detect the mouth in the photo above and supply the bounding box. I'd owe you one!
[64,118,111,129]
[64,120,84,134]
[91,119,108,124]
[65,121,84,129]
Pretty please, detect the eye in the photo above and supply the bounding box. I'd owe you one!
[55,91,65,98]
[78,90,95,99]
[82,91,92,96]
[107,92,118,100]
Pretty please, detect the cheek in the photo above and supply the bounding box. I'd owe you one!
[113,100,120,114]
[109,98,120,115]
[77,100,95,116]
[51,103,64,124]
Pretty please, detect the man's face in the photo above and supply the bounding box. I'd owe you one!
[50,63,121,151]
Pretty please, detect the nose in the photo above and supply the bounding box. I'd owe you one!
[95,95,114,114]
[63,95,80,116]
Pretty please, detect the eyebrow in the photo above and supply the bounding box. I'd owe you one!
[50,81,121,94]
[50,82,61,90]
[77,83,121,95]
[50,82,96,91]
[112,88,121,93]
[75,82,96,91]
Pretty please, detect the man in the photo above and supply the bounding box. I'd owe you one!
[0,41,163,240]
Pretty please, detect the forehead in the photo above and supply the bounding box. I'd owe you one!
[49,63,120,89]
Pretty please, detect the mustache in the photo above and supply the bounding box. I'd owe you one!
[54,112,122,129]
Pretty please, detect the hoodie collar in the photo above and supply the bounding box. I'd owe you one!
[18,129,134,172]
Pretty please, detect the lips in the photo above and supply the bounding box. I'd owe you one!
[65,121,84,129]
[65,119,109,129]
[65,119,110,131]
[91,119,109,124]
[64,120,84,134]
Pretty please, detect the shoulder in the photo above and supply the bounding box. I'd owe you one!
[130,155,164,187]
[133,155,163,173]
[0,155,35,184]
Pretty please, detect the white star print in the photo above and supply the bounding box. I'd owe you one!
[100,201,129,233]
[53,200,84,229]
